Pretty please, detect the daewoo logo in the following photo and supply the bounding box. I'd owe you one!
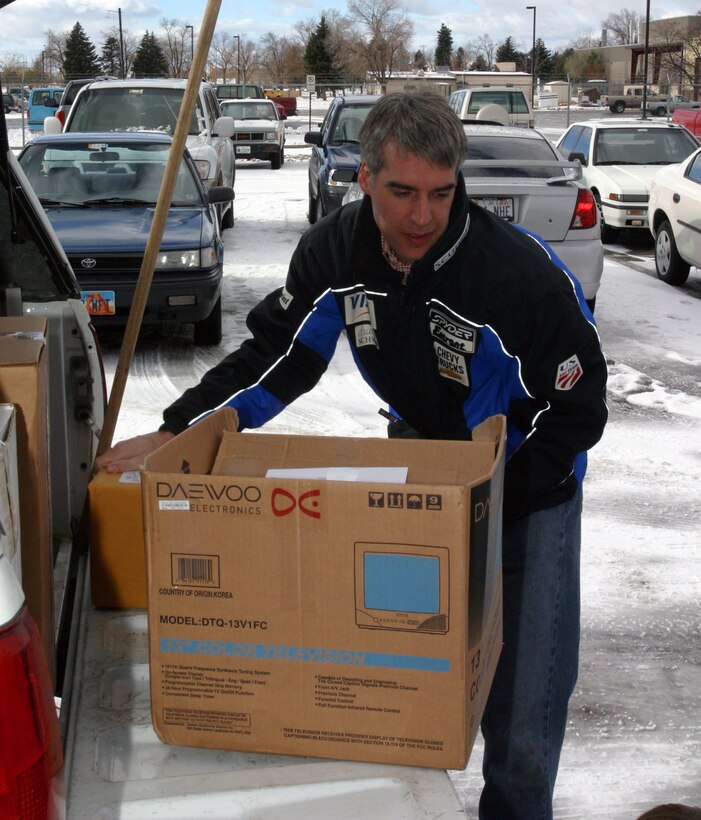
[271,488,321,519]
[81,258,97,269]
[156,481,262,502]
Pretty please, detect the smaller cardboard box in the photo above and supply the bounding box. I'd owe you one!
[142,408,505,770]
[89,470,146,608]
[0,404,21,580]
[0,317,52,673]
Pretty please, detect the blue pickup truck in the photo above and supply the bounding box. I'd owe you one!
[26,86,64,131]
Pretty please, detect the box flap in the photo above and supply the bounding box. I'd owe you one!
[143,407,239,475]
[0,317,47,366]
[211,416,505,487]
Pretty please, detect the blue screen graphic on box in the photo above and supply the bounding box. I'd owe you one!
[364,554,440,614]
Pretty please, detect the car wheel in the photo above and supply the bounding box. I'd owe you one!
[271,152,281,170]
[308,185,317,224]
[193,296,223,346]
[655,220,690,285]
[594,195,617,243]
[653,106,667,116]
[315,193,325,222]
[221,200,234,230]
[612,101,625,114]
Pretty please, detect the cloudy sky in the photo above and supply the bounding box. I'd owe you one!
[2,0,700,70]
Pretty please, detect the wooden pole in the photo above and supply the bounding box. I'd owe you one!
[96,0,222,457]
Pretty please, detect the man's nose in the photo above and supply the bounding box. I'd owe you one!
[410,194,432,226]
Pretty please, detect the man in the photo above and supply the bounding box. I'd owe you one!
[97,91,608,818]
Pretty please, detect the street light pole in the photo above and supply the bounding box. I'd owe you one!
[526,5,536,108]
[107,7,126,79]
[185,25,194,68]
[233,35,240,83]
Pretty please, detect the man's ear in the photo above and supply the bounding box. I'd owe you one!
[357,161,372,195]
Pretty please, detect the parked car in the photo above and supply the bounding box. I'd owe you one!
[26,86,64,131]
[648,146,701,285]
[556,118,700,242]
[219,98,285,169]
[304,94,381,223]
[447,86,534,128]
[0,107,106,820]
[51,78,236,229]
[343,124,603,310]
[18,131,233,344]
[2,92,17,112]
[53,75,118,128]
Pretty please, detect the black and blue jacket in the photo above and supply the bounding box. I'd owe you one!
[162,180,608,522]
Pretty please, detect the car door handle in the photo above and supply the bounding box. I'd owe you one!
[673,193,680,203]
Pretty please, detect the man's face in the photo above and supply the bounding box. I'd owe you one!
[357,142,458,266]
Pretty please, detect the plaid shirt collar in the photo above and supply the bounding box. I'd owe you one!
[381,234,412,281]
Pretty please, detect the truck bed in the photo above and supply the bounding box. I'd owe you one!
[64,563,467,818]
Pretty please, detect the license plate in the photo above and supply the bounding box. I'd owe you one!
[81,290,115,316]
[236,146,251,155]
[473,197,514,221]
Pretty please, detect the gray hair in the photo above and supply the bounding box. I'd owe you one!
[359,91,467,175]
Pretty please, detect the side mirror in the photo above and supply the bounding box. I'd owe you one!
[304,131,322,147]
[43,117,62,135]
[568,151,587,166]
[208,186,235,205]
[213,116,235,139]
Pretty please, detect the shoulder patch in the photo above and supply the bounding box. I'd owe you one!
[279,286,293,310]
[556,354,583,390]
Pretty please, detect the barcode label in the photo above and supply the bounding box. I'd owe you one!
[170,553,220,587]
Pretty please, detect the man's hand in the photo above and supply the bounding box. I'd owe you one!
[94,430,175,473]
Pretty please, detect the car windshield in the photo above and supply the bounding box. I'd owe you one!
[594,127,700,165]
[220,101,275,120]
[331,106,373,143]
[462,136,564,178]
[68,87,203,136]
[19,140,202,207]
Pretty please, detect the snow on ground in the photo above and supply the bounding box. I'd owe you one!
[105,157,701,818]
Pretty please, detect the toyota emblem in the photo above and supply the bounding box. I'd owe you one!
[81,258,97,269]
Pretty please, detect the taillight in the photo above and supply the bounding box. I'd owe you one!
[0,605,63,819]
[570,187,598,230]
[55,109,65,127]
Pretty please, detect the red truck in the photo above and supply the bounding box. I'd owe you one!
[672,104,701,136]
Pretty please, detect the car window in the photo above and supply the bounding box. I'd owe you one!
[687,152,701,183]
[202,89,218,128]
[19,140,202,206]
[572,127,592,163]
[467,91,510,114]
[331,106,372,143]
[594,127,699,165]
[462,135,564,178]
[221,101,274,120]
[558,126,584,156]
[509,92,529,114]
[69,87,202,135]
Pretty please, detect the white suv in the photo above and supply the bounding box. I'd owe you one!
[448,86,534,128]
[50,78,236,227]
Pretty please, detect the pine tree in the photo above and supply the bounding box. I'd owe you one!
[496,36,519,64]
[453,46,466,71]
[413,49,427,71]
[101,36,122,77]
[434,23,453,69]
[63,22,101,80]
[132,31,169,78]
[304,16,338,91]
[534,38,555,82]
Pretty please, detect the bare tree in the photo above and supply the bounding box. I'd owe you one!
[347,0,414,91]
[101,25,139,78]
[649,14,701,96]
[465,34,497,69]
[158,18,191,78]
[602,9,642,45]
[568,32,603,49]
[43,29,67,79]
[237,38,259,84]
[209,32,238,83]
[258,32,304,85]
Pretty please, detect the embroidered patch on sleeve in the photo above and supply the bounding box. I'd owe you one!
[556,354,583,390]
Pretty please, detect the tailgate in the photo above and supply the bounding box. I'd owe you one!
[64,571,467,818]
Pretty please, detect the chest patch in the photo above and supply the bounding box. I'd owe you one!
[429,308,476,387]
[429,308,476,354]
[344,292,376,327]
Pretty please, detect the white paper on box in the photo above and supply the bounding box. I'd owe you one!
[265,466,408,483]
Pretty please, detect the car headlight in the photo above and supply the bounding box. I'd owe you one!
[156,250,201,269]
[265,132,276,140]
[328,168,355,187]
[609,192,649,203]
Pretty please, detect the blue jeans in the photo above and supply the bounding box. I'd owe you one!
[479,487,583,820]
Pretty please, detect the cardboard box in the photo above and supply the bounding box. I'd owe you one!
[0,404,21,580]
[142,407,504,770]
[89,470,146,608]
[0,318,52,673]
